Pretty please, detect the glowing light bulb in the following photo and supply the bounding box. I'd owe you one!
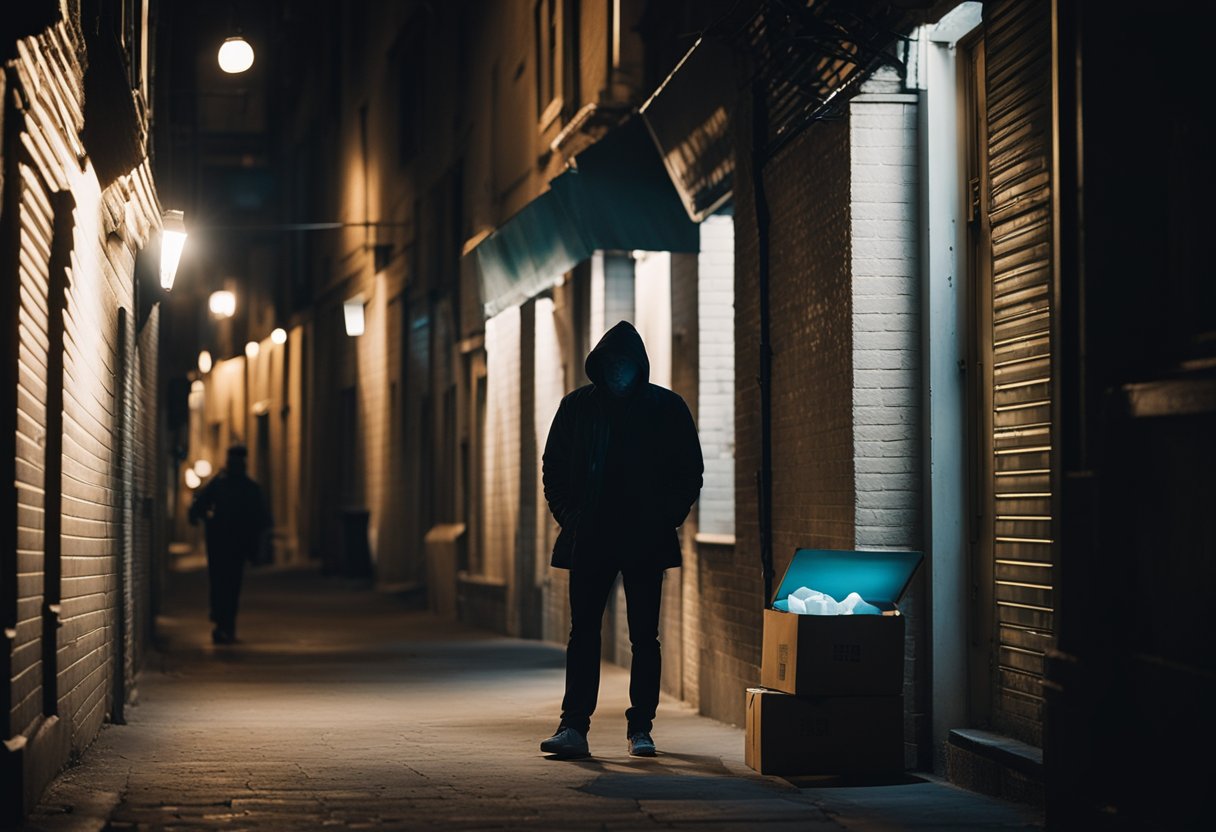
[184,468,202,489]
[160,210,187,290]
[198,350,212,374]
[245,340,260,359]
[209,290,236,318]
[218,37,254,74]
[193,459,213,478]
[271,327,287,345]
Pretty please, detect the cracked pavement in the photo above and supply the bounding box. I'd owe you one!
[19,565,1043,831]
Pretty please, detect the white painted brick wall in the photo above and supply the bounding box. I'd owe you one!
[483,307,521,580]
[850,96,921,551]
[697,215,735,537]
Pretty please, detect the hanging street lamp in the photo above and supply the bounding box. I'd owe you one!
[217,35,254,74]
[160,209,187,290]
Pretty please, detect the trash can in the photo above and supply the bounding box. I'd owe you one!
[339,508,373,579]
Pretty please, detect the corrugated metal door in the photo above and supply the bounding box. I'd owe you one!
[982,0,1057,744]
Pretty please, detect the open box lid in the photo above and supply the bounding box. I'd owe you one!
[772,548,924,608]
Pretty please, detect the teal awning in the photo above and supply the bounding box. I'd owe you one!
[468,116,699,319]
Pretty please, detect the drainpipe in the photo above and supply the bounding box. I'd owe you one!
[752,81,775,607]
[112,307,129,724]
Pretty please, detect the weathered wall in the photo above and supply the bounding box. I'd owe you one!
[722,99,855,727]
[2,16,160,821]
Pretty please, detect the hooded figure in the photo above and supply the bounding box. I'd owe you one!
[539,321,703,759]
[188,445,270,644]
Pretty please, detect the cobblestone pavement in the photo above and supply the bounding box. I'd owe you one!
[20,565,1044,831]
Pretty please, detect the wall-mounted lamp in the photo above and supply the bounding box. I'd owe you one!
[193,459,213,479]
[271,327,287,345]
[343,298,366,336]
[218,36,254,74]
[160,210,187,290]
[198,349,213,374]
[209,290,236,318]
[245,340,260,359]
[184,468,202,489]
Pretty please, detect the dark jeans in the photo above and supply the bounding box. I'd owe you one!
[560,555,664,737]
[207,553,245,636]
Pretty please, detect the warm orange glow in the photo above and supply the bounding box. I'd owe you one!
[209,290,236,318]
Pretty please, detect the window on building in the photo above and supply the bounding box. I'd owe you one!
[533,0,569,127]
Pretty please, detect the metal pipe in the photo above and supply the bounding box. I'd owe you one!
[752,79,775,607]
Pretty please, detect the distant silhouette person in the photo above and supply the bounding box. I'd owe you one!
[540,321,703,758]
[188,445,269,644]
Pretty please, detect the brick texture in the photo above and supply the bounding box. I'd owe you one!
[669,251,699,705]
[850,96,922,550]
[722,96,855,727]
[3,16,161,817]
[483,307,520,584]
[697,215,735,538]
[850,90,928,768]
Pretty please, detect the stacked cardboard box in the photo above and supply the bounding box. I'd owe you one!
[745,548,922,776]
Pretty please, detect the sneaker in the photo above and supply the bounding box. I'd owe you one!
[540,726,589,758]
[628,731,656,757]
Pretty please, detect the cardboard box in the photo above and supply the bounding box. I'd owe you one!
[745,688,904,775]
[760,548,923,696]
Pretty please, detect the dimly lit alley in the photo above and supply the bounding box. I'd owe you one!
[3,0,1213,830]
[18,561,1041,831]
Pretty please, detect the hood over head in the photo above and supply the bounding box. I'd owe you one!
[585,320,650,398]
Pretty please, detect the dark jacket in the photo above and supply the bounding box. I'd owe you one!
[542,321,703,570]
[188,469,269,561]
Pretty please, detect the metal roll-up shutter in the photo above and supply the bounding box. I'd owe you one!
[984,0,1055,742]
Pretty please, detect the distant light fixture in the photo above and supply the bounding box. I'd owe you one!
[209,290,236,318]
[160,210,187,290]
[245,340,260,359]
[190,379,205,394]
[184,468,202,489]
[193,459,213,479]
[218,36,254,74]
[343,298,366,336]
[198,349,213,374]
[271,327,287,345]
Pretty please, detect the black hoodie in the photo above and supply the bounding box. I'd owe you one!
[542,321,704,570]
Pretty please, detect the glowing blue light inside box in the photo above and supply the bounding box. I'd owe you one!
[771,549,924,612]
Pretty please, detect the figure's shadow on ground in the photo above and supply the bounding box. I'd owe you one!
[545,752,787,801]
[781,772,929,788]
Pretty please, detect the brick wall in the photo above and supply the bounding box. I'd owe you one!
[719,98,856,727]
[669,251,698,704]
[697,215,735,538]
[2,17,161,819]
[534,296,567,644]
[850,86,928,768]
[850,93,922,551]
[482,307,520,584]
